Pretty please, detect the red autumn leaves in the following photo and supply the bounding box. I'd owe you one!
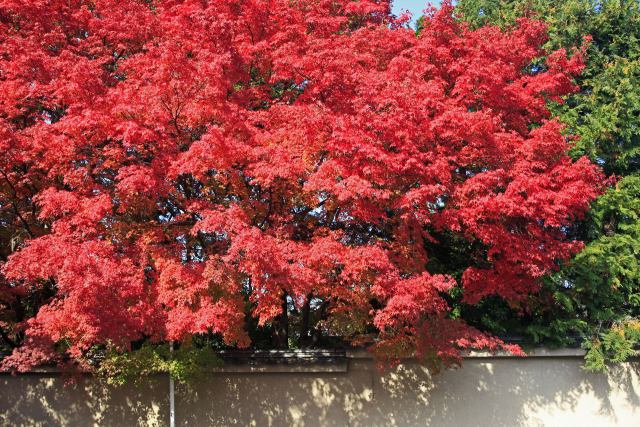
[0,0,602,370]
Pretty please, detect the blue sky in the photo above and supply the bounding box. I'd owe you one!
[391,0,441,22]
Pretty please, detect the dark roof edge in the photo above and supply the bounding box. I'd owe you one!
[1,347,603,375]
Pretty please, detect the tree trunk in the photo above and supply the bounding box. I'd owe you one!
[299,293,312,347]
[274,292,289,349]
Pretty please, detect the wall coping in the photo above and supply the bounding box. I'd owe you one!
[1,347,596,375]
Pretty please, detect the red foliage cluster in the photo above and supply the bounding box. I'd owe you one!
[0,0,602,370]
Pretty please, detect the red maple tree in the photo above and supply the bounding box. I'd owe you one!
[0,0,602,371]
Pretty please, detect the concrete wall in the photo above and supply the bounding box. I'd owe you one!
[1,353,639,426]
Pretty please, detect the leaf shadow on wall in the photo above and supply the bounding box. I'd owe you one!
[0,373,169,426]
[175,358,640,427]
[0,358,638,426]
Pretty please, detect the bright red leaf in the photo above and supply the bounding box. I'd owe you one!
[0,0,602,371]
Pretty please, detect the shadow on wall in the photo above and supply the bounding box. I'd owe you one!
[177,358,640,427]
[0,358,639,427]
[357,358,640,427]
[0,373,168,426]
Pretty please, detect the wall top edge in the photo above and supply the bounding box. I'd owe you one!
[345,347,588,359]
[0,347,600,375]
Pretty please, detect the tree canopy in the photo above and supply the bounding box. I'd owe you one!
[0,0,602,375]
[456,0,640,370]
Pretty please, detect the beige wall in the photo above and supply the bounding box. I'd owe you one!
[1,355,639,426]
